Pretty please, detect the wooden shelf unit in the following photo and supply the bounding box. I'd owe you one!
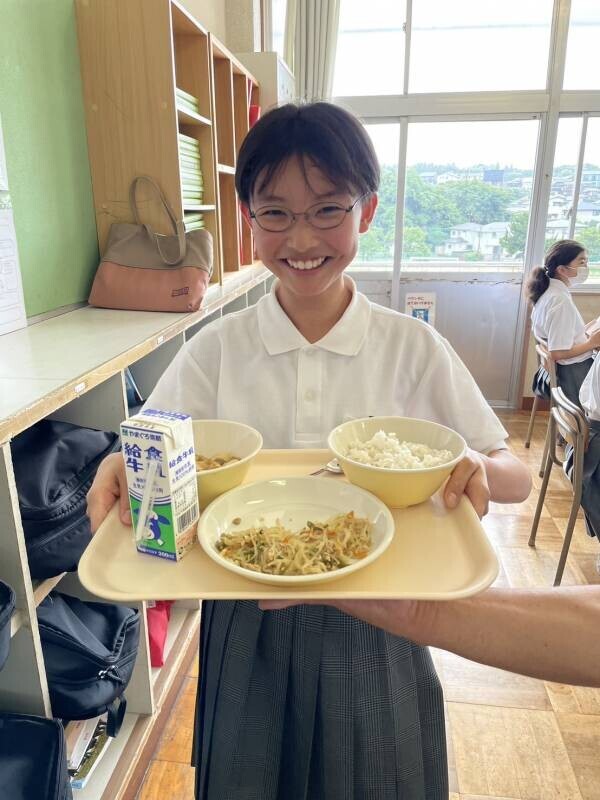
[75,0,260,284]
[210,35,259,274]
[0,265,271,799]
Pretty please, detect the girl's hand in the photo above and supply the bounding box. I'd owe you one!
[443,448,490,518]
[587,329,600,350]
[86,452,131,533]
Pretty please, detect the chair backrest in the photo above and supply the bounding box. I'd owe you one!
[535,338,558,389]
[550,386,589,455]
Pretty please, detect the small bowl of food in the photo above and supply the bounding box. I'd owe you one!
[193,420,263,508]
[328,416,466,508]
[197,476,395,585]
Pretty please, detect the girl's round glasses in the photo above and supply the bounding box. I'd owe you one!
[249,194,367,233]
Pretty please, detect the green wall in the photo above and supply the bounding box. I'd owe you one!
[0,0,98,317]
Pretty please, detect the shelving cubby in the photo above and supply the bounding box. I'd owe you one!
[209,35,260,275]
[75,0,264,287]
[0,264,270,798]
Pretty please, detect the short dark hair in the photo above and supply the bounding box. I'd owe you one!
[235,102,380,205]
[526,239,586,304]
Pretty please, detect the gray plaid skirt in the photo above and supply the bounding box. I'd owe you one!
[556,358,594,409]
[193,600,447,800]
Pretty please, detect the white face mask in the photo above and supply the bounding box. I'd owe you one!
[569,265,589,286]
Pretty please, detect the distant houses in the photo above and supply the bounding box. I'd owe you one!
[439,222,509,259]
[412,165,600,261]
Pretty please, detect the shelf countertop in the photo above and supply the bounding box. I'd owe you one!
[0,265,270,443]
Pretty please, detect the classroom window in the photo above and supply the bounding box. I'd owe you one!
[563,0,600,89]
[357,124,400,265]
[574,118,600,282]
[547,117,582,248]
[271,0,287,62]
[408,0,553,92]
[400,119,539,271]
[332,0,406,96]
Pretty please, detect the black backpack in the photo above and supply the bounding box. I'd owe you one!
[37,592,140,737]
[0,712,72,800]
[11,420,119,579]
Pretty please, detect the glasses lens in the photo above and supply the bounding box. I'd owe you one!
[254,207,293,232]
[309,203,347,229]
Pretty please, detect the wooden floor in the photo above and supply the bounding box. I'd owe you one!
[136,410,600,800]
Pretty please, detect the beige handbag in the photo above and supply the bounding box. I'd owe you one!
[89,176,213,313]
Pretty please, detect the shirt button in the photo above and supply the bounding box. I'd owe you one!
[305,389,316,402]
[304,347,317,356]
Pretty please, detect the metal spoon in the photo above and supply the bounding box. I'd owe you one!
[310,458,343,476]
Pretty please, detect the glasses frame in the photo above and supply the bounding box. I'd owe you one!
[249,193,368,232]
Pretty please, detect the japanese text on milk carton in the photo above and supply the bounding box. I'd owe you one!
[121,409,199,561]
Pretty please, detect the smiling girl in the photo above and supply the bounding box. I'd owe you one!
[87,102,530,799]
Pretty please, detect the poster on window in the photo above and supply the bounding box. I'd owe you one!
[0,113,27,336]
[405,292,436,327]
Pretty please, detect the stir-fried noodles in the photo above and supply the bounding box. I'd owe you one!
[215,511,372,575]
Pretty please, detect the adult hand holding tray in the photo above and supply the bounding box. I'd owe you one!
[78,449,498,602]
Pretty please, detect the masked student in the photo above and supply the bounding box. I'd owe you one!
[528,239,600,408]
[87,102,531,800]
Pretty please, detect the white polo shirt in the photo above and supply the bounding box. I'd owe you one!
[531,278,589,365]
[145,279,507,453]
[580,357,600,421]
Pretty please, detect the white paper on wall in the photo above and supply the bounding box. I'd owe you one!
[405,292,436,327]
[0,114,27,336]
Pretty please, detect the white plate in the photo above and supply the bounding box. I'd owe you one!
[197,476,395,585]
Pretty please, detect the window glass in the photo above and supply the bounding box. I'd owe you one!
[333,0,405,96]
[357,124,400,266]
[563,0,600,89]
[401,120,539,272]
[409,0,553,92]
[574,118,600,282]
[271,0,287,62]
[546,117,582,247]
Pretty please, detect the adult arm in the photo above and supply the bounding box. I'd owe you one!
[261,586,600,687]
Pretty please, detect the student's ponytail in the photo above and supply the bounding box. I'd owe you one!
[526,266,550,304]
[526,238,585,305]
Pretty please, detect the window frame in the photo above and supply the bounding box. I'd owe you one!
[330,0,600,408]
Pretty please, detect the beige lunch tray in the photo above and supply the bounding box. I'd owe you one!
[78,449,499,601]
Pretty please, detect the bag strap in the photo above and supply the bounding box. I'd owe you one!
[106,696,127,738]
[129,176,187,266]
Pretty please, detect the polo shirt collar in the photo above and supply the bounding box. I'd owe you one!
[257,276,371,356]
[549,277,570,294]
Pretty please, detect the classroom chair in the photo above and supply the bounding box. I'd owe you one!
[528,386,589,586]
[525,341,557,478]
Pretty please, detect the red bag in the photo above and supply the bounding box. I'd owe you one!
[146,600,174,667]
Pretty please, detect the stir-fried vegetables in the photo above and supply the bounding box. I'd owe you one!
[215,511,372,575]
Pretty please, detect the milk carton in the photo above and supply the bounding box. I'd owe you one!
[120,409,199,561]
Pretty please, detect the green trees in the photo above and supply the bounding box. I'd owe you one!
[356,165,528,262]
[577,226,600,261]
[404,171,459,250]
[438,180,514,226]
[500,211,528,256]
[402,227,430,257]
[501,215,600,262]
[358,163,397,262]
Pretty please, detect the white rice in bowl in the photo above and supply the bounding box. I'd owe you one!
[343,430,454,470]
